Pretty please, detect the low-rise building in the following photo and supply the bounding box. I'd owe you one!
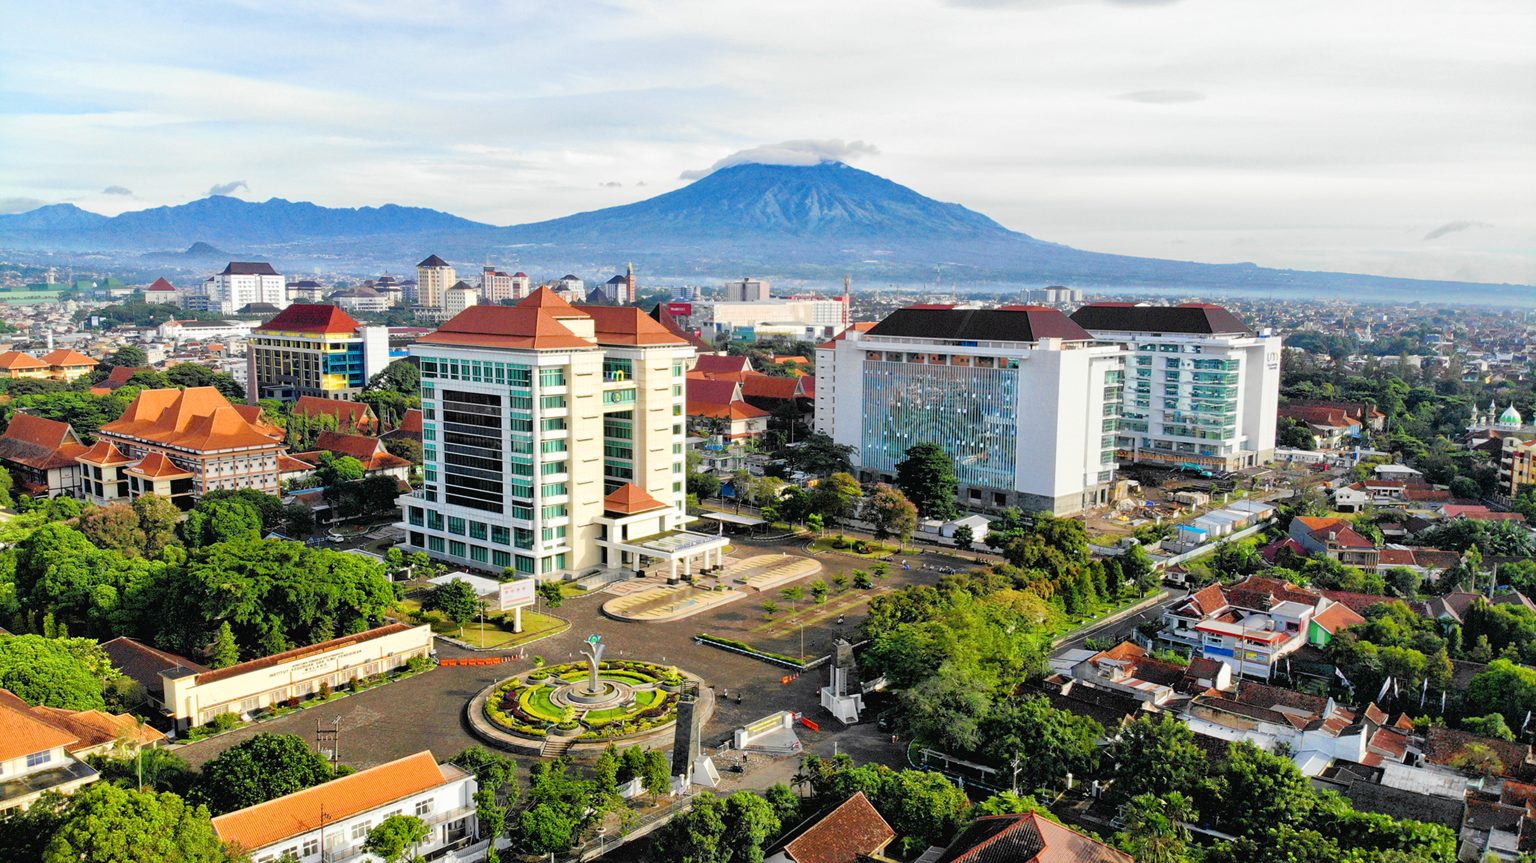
[930,811,1133,863]
[0,413,86,497]
[1161,576,1364,679]
[290,395,379,435]
[1289,516,1381,569]
[0,691,100,811]
[39,349,98,382]
[211,750,480,863]
[0,350,50,380]
[160,623,432,731]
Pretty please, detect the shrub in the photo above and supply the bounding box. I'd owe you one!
[406,654,434,673]
[533,655,545,666]
[206,712,240,733]
[852,540,871,554]
[318,681,332,699]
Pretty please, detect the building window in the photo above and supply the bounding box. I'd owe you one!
[25,750,51,768]
[447,516,465,535]
[491,525,510,545]
[470,545,488,563]
[351,822,371,841]
[303,839,319,856]
[415,799,434,817]
[469,521,487,540]
[538,368,565,387]
[428,536,444,553]
[492,550,511,568]
[449,540,466,558]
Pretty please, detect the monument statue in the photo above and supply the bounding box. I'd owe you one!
[579,633,606,695]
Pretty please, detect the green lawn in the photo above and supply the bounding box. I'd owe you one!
[806,538,897,558]
[394,600,567,648]
[585,689,661,723]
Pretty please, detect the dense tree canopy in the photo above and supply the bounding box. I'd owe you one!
[895,442,959,520]
[193,733,336,815]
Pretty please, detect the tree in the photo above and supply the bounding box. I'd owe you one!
[452,747,519,863]
[537,580,563,608]
[86,746,193,795]
[641,748,672,801]
[193,733,335,814]
[208,622,239,669]
[953,524,974,553]
[428,579,482,636]
[165,363,244,401]
[781,432,854,477]
[895,443,959,520]
[762,600,779,618]
[852,570,873,590]
[1461,713,1516,741]
[1210,741,1316,836]
[1121,544,1159,597]
[653,791,781,863]
[1449,742,1504,779]
[366,359,421,395]
[1276,417,1315,450]
[764,783,800,826]
[811,472,863,527]
[980,696,1102,793]
[687,470,722,500]
[0,635,119,710]
[78,503,147,557]
[864,483,918,541]
[1105,715,1206,803]
[132,494,183,558]
[315,453,366,486]
[516,759,596,855]
[34,783,239,863]
[1114,792,1196,863]
[104,345,148,369]
[180,497,262,547]
[810,581,830,604]
[1464,659,1536,729]
[972,791,1059,820]
[364,814,429,863]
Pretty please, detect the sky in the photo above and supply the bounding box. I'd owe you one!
[1,0,1533,285]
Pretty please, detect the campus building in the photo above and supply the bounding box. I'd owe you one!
[160,623,432,730]
[0,412,87,497]
[1069,303,1282,472]
[82,386,287,505]
[697,295,850,342]
[211,751,480,863]
[247,304,390,402]
[397,288,721,580]
[814,304,1126,514]
[206,262,288,315]
[416,255,455,309]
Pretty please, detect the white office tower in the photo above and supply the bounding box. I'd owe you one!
[207,262,288,314]
[399,288,723,581]
[815,304,1127,515]
[722,277,770,302]
[416,254,456,309]
[1069,303,1281,472]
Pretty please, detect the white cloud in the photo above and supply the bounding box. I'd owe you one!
[679,140,880,180]
[101,185,132,195]
[207,180,248,196]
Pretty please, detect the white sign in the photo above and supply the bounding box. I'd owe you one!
[497,579,535,611]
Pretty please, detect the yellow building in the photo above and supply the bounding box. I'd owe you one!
[416,254,456,309]
[40,349,99,382]
[0,351,50,380]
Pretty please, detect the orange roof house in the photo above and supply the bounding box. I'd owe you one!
[0,351,49,379]
[936,812,1133,863]
[88,387,289,503]
[291,395,377,433]
[211,751,461,854]
[771,791,895,863]
[0,413,87,496]
[39,349,98,382]
[295,431,412,477]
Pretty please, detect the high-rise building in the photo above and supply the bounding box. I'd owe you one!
[722,277,769,302]
[443,282,480,318]
[398,289,724,580]
[1069,303,1281,472]
[415,255,455,309]
[815,305,1126,514]
[207,262,288,315]
[600,263,637,305]
[481,266,520,303]
[247,304,389,402]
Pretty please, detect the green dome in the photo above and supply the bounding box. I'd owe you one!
[1500,405,1523,426]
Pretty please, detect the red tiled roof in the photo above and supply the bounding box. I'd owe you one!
[782,792,895,863]
[309,431,412,472]
[1312,602,1366,635]
[397,408,423,434]
[689,378,742,405]
[126,452,194,479]
[278,454,316,473]
[741,373,803,400]
[40,349,98,367]
[75,439,134,466]
[291,396,375,430]
[0,351,47,370]
[420,307,592,350]
[194,623,418,686]
[212,751,451,851]
[1318,590,1396,614]
[0,691,78,762]
[688,400,770,421]
[693,355,752,375]
[517,286,586,316]
[0,412,86,470]
[30,704,165,753]
[603,482,669,515]
[146,277,176,291]
[578,306,686,346]
[98,366,150,390]
[255,303,362,335]
[1313,524,1376,549]
[1294,515,1349,532]
[935,812,1133,863]
[1423,726,1531,778]
[102,387,282,452]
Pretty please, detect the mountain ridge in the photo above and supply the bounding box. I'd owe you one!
[0,162,1527,299]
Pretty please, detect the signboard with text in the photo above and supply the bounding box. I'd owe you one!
[667,302,693,318]
[497,579,536,611]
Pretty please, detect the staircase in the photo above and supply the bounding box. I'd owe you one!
[541,735,575,758]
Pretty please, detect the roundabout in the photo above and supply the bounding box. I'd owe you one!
[472,634,711,755]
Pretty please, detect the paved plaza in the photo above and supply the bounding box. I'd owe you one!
[177,536,964,787]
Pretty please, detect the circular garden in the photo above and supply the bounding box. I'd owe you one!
[484,659,691,744]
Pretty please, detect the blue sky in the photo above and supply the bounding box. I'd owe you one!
[1,0,1533,284]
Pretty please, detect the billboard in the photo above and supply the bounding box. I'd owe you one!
[496,578,536,611]
[666,302,693,318]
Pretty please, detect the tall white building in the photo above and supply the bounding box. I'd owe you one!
[815,304,1126,515]
[398,289,726,580]
[480,266,528,303]
[416,254,456,309]
[1069,303,1281,472]
[206,262,288,315]
[723,277,770,302]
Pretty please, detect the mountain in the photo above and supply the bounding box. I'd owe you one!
[0,195,492,249]
[0,163,1527,300]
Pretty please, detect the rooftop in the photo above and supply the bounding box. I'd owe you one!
[1070,302,1254,336]
[867,306,1093,344]
[100,387,283,452]
[255,304,363,335]
[219,262,279,276]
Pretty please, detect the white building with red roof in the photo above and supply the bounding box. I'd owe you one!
[398,288,713,581]
[1160,575,1365,678]
[248,303,389,401]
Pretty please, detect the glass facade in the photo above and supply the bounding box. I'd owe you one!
[861,360,1019,491]
[441,388,504,513]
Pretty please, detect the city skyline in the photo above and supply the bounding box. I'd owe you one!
[1,1,1532,285]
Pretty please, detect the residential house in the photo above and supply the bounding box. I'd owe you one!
[290,430,413,483]
[926,812,1133,863]
[210,750,480,863]
[291,395,378,435]
[687,377,770,442]
[39,349,98,382]
[0,351,50,380]
[0,691,99,811]
[1069,640,1232,708]
[765,791,895,863]
[1160,576,1364,679]
[1280,404,1362,448]
[1183,682,1411,776]
[0,413,87,497]
[1289,516,1381,568]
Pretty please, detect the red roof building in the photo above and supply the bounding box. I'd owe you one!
[0,413,87,497]
[935,812,1133,863]
[291,395,378,434]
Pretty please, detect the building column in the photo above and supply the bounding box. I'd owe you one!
[513,606,523,633]
[684,555,692,578]
[670,559,679,581]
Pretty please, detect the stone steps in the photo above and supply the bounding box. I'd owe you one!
[541,735,575,758]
